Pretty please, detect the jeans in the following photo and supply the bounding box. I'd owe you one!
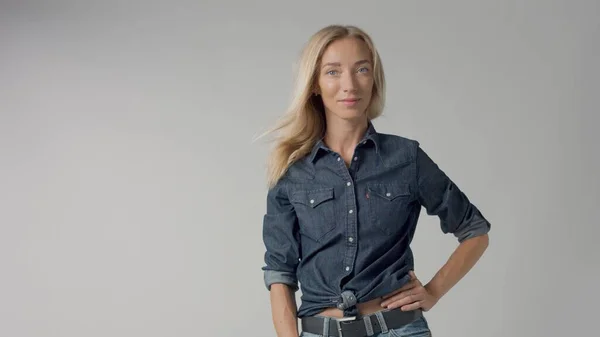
[300,315,432,337]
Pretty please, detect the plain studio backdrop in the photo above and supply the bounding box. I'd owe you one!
[1,0,598,336]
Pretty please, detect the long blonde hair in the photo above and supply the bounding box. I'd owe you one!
[260,25,386,188]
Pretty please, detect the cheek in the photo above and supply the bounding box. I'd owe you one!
[319,79,339,98]
[359,77,374,93]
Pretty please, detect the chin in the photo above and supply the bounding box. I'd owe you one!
[331,108,368,121]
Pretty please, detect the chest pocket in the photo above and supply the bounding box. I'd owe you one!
[367,183,412,236]
[290,187,337,242]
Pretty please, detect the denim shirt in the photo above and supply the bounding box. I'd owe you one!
[261,122,491,318]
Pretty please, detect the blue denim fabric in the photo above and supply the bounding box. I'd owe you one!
[261,121,490,318]
[299,315,431,337]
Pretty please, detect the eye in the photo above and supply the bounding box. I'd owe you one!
[358,67,369,73]
[326,70,338,76]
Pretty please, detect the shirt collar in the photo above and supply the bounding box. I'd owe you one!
[308,120,380,163]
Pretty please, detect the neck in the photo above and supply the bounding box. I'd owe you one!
[322,115,369,158]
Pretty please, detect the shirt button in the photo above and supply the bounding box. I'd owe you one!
[386,193,391,197]
[348,237,354,242]
[349,209,353,214]
[353,157,358,161]
[310,199,315,204]
[345,266,350,271]
[346,182,351,186]
[337,157,341,161]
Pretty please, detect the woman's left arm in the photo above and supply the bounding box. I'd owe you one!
[381,143,492,311]
[425,233,489,302]
[381,234,489,311]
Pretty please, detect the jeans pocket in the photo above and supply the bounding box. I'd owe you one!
[367,183,412,236]
[389,316,431,337]
[290,187,336,242]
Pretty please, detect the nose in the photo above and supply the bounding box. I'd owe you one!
[341,71,358,93]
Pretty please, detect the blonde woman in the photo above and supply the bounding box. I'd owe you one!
[260,25,491,337]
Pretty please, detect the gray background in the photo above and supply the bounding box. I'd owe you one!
[1,0,598,336]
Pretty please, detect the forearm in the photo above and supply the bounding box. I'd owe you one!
[270,283,299,337]
[425,234,489,300]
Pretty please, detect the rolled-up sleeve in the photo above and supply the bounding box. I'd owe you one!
[416,144,491,242]
[261,181,301,291]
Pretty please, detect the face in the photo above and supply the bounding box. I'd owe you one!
[315,37,374,122]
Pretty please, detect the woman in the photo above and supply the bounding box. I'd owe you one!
[260,25,491,337]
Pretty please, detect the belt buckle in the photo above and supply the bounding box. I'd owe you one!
[335,316,356,337]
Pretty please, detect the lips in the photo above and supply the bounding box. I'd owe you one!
[339,98,361,107]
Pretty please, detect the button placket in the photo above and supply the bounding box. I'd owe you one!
[340,158,358,276]
[332,150,359,276]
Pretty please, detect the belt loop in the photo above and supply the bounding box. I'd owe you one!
[363,316,374,336]
[322,316,330,337]
[375,311,388,333]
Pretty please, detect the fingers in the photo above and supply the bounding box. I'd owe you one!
[384,292,426,310]
[381,282,415,300]
[400,301,423,311]
[381,287,426,308]
[381,271,421,300]
[379,271,436,312]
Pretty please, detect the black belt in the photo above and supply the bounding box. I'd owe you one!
[301,308,422,337]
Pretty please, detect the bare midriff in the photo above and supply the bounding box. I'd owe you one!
[317,296,385,318]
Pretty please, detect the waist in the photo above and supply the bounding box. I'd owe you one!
[317,296,385,318]
[301,305,424,337]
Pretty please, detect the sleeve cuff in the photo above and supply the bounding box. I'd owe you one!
[455,217,491,243]
[264,270,299,292]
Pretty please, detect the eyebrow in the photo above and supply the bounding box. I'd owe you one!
[321,59,371,69]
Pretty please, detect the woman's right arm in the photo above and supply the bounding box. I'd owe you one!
[270,283,299,337]
[262,181,302,337]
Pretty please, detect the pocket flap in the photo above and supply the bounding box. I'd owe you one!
[291,188,334,207]
[367,183,410,201]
